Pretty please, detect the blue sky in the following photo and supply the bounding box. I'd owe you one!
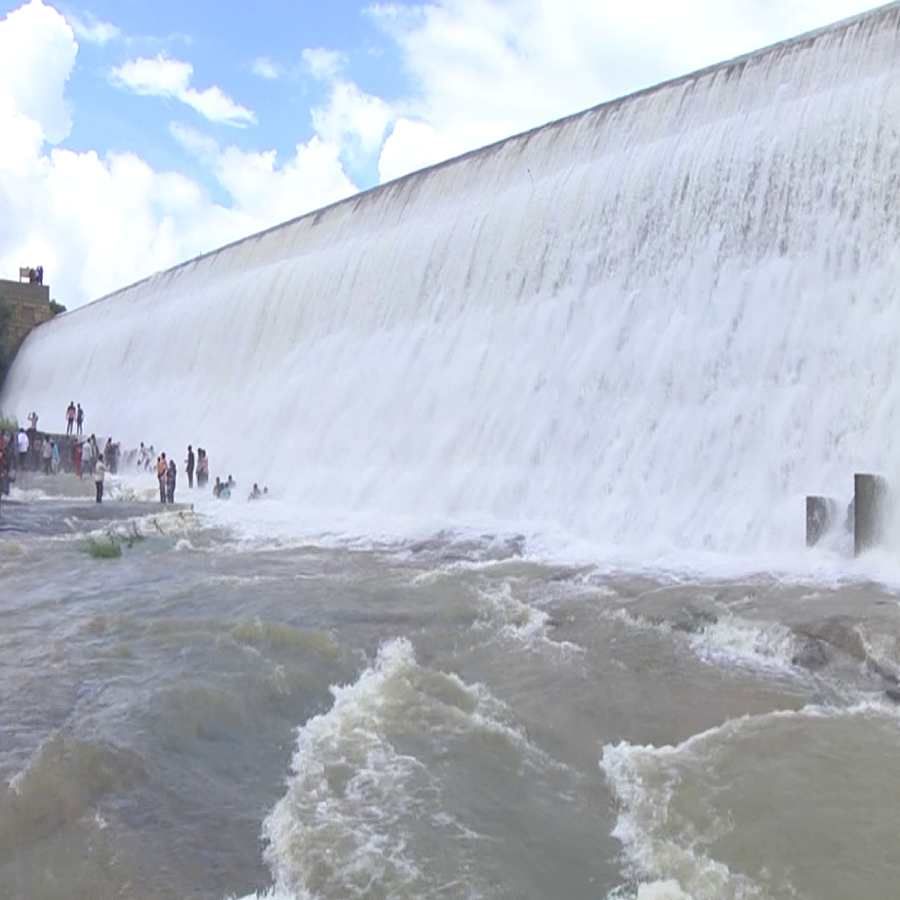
[0,0,879,308]
[31,1,414,195]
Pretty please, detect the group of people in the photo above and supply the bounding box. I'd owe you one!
[148,445,211,504]
[2,406,269,508]
[65,402,85,437]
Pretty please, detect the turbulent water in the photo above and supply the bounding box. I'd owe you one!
[3,475,900,900]
[6,4,900,899]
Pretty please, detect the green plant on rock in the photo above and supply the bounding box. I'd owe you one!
[85,536,123,559]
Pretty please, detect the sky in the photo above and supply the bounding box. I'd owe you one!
[0,0,881,309]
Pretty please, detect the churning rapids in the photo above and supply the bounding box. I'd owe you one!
[3,477,900,900]
[7,3,900,899]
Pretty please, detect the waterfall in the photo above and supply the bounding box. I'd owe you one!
[5,4,900,557]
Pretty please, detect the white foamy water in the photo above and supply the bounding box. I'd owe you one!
[258,638,554,900]
[600,700,900,900]
[6,7,900,564]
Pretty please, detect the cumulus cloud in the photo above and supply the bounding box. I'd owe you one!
[170,122,357,223]
[251,56,281,80]
[0,0,359,309]
[368,0,879,181]
[0,0,75,145]
[302,47,347,81]
[110,53,256,126]
[66,10,120,45]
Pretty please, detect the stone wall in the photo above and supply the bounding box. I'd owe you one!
[0,279,52,359]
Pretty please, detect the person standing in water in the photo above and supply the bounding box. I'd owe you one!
[196,448,208,488]
[94,454,106,503]
[82,438,93,478]
[185,445,195,489]
[16,428,28,470]
[157,454,167,503]
[41,436,52,474]
[166,458,177,504]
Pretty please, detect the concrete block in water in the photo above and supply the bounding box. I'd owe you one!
[854,473,889,556]
[806,496,838,547]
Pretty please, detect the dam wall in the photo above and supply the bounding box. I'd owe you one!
[4,4,900,557]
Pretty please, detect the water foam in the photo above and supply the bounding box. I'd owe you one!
[600,700,900,900]
[257,637,549,899]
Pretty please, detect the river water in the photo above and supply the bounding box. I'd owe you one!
[2,474,900,900]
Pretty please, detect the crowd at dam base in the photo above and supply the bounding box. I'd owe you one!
[0,408,268,506]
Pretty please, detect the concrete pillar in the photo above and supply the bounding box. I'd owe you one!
[854,473,889,556]
[806,496,837,547]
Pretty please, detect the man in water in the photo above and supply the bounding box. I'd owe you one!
[82,436,94,477]
[41,435,53,475]
[249,483,262,500]
[157,454,167,503]
[185,445,195,489]
[94,453,106,503]
[16,428,28,470]
[166,459,177,504]
[196,448,208,488]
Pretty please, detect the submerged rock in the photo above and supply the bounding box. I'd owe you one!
[791,638,830,670]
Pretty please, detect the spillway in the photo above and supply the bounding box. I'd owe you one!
[5,4,900,559]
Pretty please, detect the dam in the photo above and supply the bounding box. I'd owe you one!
[12,9,900,900]
[5,4,900,558]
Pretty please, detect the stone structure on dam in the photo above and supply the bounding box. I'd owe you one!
[4,4,900,557]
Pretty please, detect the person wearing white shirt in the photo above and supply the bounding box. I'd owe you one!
[16,429,28,470]
[41,438,53,475]
[94,455,106,503]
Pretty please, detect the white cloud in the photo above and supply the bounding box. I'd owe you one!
[0,0,75,145]
[368,0,879,181]
[311,81,393,164]
[111,53,256,126]
[67,10,120,45]
[171,122,357,223]
[251,56,280,80]
[302,47,347,81]
[0,1,359,310]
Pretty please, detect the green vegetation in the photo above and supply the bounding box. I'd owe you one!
[85,537,123,559]
[83,524,146,559]
[0,412,17,433]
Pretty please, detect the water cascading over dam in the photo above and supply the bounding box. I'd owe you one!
[5,4,900,558]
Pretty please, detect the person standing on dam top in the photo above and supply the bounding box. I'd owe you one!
[94,454,106,503]
[66,402,76,436]
[185,445,195,489]
[76,404,84,437]
[166,459,177,504]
